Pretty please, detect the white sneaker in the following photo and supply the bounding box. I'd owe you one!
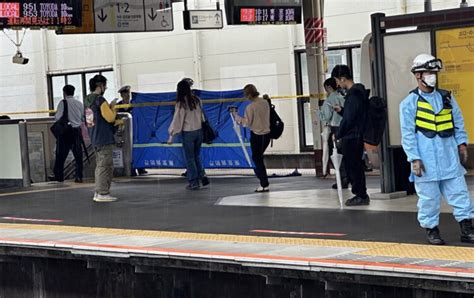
[93,193,118,202]
[255,186,270,193]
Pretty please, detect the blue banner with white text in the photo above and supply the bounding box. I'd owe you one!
[131,89,254,169]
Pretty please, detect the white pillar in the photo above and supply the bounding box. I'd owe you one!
[192,31,203,89]
[302,0,325,151]
[302,0,325,174]
[40,29,50,110]
[111,33,121,90]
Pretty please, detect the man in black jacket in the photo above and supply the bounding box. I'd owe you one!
[331,65,370,206]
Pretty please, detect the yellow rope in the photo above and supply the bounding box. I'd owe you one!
[1,93,326,115]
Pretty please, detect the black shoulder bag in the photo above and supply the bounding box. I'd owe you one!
[50,100,72,138]
[199,99,217,144]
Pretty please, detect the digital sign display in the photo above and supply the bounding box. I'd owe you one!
[224,0,301,25]
[0,1,82,28]
[239,7,299,24]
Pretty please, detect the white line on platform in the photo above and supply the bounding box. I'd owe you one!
[1,217,63,223]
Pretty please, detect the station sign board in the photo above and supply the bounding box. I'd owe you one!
[0,0,82,28]
[224,0,302,25]
[183,10,223,30]
[57,0,173,34]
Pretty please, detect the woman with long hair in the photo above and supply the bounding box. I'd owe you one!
[168,79,209,190]
[231,84,271,192]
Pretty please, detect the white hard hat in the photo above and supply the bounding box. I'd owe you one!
[411,54,443,73]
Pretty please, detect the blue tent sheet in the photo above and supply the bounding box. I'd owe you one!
[131,89,254,169]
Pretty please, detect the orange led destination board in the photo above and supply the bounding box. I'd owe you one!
[0,1,82,28]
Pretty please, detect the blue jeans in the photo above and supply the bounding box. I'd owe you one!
[182,129,205,186]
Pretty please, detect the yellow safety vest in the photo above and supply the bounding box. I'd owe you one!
[414,90,454,138]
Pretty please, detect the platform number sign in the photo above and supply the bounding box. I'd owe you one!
[94,0,172,33]
[0,0,82,28]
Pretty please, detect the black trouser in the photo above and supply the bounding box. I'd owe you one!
[250,132,271,188]
[328,126,347,181]
[54,127,83,181]
[341,137,367,197]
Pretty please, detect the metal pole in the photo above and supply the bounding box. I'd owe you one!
[15,30,21,52]
[116,113,133,177]
[18,121,31,187]
[460,0,468,8]
[424,0,432,12]
[123,114,133,178]
[302,0,325,174]
[371,13,395,193]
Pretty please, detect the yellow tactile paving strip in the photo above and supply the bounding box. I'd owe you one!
[0,223,384,249]
[0,223,473,262]
[358,243,474,262]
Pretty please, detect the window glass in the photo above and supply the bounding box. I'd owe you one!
[101,71,116,102]
[303,102,313,147]
[296,48,357,150]
[50,70,114,110]
[352,47,362,83]
[85,72,100,95]
[66,74,84,103]
[298,52,313,147]
[52,76,66,109]
[300,53,309,95]
[325,49,348,78]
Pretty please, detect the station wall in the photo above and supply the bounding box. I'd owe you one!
[0,0,466,154]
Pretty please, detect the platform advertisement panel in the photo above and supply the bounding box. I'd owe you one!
[436,27,474,143]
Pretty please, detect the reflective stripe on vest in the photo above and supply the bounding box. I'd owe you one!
[415,97,454,138]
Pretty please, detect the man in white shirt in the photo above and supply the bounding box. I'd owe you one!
[53,85,85,183]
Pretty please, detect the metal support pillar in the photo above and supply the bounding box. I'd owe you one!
[303,0,325,174]
[371,13,396,193]
[19,121,31,187]
[123,115,133,178]
[424,0,432,12]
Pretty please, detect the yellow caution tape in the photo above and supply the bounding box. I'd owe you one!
[1,110,56,115]
[1,93,326,115]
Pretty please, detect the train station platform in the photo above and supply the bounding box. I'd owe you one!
[0,172,473,296]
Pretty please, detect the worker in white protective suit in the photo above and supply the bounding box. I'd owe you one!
[400,53,474,245]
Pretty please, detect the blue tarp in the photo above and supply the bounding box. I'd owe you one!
[131,89,254,169]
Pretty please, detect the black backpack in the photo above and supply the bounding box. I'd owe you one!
[363,94,387,146]
[265,96,284,140]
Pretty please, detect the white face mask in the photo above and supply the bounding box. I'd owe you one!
[423,74,437,88]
